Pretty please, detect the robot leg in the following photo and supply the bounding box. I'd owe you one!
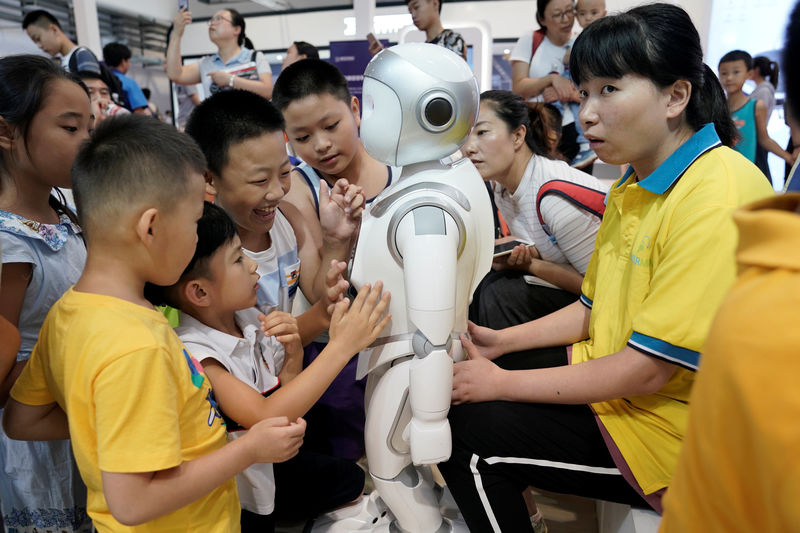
[365,359,445,532]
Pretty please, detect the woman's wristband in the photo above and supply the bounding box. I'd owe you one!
[228,75,235,88]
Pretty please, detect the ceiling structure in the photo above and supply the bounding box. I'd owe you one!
[188,0,406,19]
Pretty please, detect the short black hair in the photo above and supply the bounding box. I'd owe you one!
[72,114,206,238]
[406,0,442,14]
[293,41,319,60]
[185,89,285,177]
[272,59,350,111]
[22,9,60,30]
[719,50,753,69]
[103,42,132,68]
[145,202,238,308]
[142,87,151,99]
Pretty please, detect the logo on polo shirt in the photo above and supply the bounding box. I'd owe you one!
[630,235,652,267]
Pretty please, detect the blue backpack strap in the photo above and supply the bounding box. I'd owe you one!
[536,179,606,245]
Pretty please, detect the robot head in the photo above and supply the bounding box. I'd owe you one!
[360,43,479,167]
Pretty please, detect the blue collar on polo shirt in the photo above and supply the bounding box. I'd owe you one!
[211,47,252,66]
[616,123,722,194]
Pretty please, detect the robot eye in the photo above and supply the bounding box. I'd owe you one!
[418,91,456,133]
[424,98,453,127]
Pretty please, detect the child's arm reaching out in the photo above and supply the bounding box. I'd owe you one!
[201,282,390,429]
[755,99,796,166]
[260,311,303,383]
[101,416,305,526]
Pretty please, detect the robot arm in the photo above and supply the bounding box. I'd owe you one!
[395,205,459,465]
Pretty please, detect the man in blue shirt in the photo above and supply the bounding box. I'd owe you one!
[103,42,151,115]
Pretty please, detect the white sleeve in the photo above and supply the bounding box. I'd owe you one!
[255,51,270,75]
[180,338,232,373]
[510,33,533,64]
[539,195,601,275]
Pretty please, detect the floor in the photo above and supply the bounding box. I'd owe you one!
[275,485,599,532]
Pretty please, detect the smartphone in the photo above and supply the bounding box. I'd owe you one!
[178,0,189,11]
[493,239,532,258]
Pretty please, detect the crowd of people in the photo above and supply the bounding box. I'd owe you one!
[1,0,799,532]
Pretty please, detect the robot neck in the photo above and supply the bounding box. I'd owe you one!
[400,160,448,179]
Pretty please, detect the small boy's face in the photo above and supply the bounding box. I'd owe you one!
[82,78,111,125]
[719,60,750,94]
[212,131,291,242]
[407,0,438,31]
[203,234,260,313]
[576,0,606,28]
[283,93,361,178]
[157,172,206,287]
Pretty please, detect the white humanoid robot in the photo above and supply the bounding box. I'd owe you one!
[312,43,494,532]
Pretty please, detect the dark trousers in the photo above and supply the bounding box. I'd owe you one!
[470,269,579,329]
[240,450,364,533]
[439,349,647,532]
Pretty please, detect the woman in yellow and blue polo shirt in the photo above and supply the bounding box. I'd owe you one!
[438,5,774,532]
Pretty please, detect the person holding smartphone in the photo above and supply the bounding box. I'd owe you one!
[464,90,607,332]
[166,5,273,100]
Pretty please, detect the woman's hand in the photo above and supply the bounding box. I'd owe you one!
[208,70,233,88]
[464,321,506,360]
[492,243,540,272]
[173,7,192,37]
[452,333,507,404]
[550,74,579,102]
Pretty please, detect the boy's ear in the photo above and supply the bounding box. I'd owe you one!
[205,170,219,197]
[665,79,691,120]
[350,96,361,127]
[183,279,211,308]
[135,207,159,248]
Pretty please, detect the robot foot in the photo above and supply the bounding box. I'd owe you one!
[307,492,394,532]
[307,488,470,533]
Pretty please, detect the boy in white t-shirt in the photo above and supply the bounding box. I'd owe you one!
[148,202,391,532]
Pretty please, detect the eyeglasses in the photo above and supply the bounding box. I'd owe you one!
[548,8,575,21]
[208,15,233,25]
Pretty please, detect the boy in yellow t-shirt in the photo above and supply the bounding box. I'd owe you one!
[1,115,306,532]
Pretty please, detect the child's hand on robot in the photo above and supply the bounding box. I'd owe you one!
[328,282,391,356]
[319,179,365,245]
[244,416,306,464]
[259,311,302,359]
[451,328,505,404]
[322,259,350,316]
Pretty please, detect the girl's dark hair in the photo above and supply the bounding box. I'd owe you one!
[528,102,563,156]
[0,54,88,220]
[145,201,238,307]
[752,56,779,87]
[535,0,557,32]
[719,49,753,69]
[480,90,550,157]
[227,9,252,48]
[570,3,737,147]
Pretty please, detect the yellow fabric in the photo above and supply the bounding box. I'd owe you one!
[660,194,800,532]
[576,146,773,494]
[11,288,239,532]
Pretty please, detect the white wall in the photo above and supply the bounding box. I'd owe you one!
[96,0,176,22]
